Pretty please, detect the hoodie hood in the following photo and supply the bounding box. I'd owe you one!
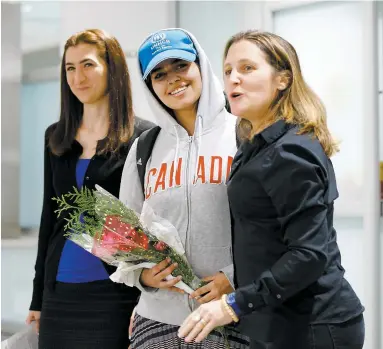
[137,28,226,138]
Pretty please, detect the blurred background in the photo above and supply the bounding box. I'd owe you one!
[1,0,382,347]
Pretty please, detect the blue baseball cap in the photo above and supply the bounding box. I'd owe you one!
[138,29,197,80]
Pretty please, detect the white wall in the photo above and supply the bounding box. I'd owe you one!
[273,1,367,218]
[178,1,264,83]
[2,2,22,238]
[379,1,383,159]
[21,1,61,53]
[19,81,60,228]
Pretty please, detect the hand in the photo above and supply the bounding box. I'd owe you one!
[178,299,233,343]
[140,258,185,294]
[190,272,234,304]
[26,310,41,334]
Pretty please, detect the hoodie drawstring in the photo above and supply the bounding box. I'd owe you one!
[173,115,202,188]
[173,124,180,187]
[193,114,203,186]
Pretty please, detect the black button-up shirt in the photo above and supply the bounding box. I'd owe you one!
[228,120,363,344]
[30,117,154,311]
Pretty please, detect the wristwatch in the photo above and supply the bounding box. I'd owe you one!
[226,292,242,317]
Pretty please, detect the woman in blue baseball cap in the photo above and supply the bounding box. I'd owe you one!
[119,28,250,348]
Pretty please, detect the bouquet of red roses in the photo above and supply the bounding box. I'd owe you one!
[53,185,229,346]
[52,185,204,293]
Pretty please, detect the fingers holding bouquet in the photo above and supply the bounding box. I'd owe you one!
[190,272,234,304]
[140,258,185,294]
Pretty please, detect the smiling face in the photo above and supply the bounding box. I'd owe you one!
[223,40,284,123]
[149,58,202,114]
[65,43,108,105]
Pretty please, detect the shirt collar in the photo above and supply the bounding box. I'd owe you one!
[255,119,295,145]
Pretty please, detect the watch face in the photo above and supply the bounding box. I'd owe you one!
[227,292,236,305]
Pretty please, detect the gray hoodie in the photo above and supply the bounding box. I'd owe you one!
[119,29,237,326]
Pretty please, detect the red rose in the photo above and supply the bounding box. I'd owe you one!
[133,230,149,250]
[154,241,168,252]
[125,228,138,239]
[98,230,123,252]
[104,215,123,231]
[92,229,120,256]
[103,215,149,250]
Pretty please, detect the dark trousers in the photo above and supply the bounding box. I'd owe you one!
[308,314,365,349]
[249,314,365,349]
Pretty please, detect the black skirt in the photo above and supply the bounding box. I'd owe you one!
[39,280,139,349]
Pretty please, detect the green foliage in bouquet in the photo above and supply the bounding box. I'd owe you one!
[52,186,205,290]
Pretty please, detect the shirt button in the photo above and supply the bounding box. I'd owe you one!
[276,294,281,299]
[85,176,90,180]
[248,303,254,308]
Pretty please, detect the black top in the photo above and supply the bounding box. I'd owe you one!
[30,117,155,311]
[228,120,364,343]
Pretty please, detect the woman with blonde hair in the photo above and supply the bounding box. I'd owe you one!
[179,30,364,349]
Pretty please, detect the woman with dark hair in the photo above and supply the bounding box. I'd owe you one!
[179,30,364,349]
[25,29,153,349]
[119,28,250,349]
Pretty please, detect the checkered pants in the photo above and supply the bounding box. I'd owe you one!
[131,314,250,349]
